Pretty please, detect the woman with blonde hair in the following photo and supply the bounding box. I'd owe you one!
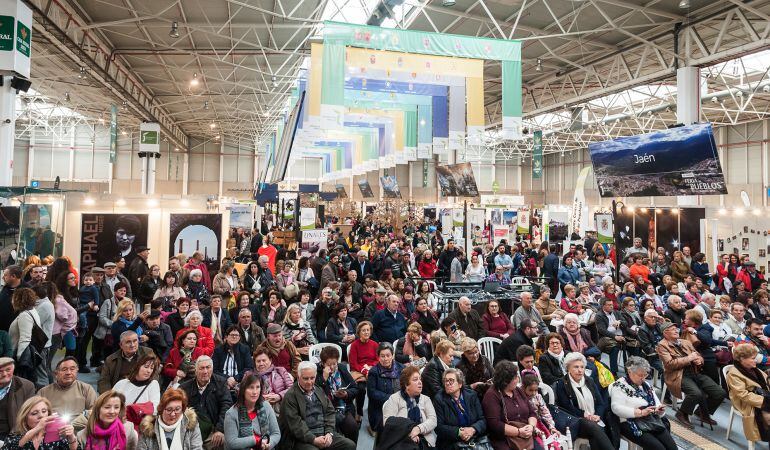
[282,302,316,355]
[2,396,78,450]
[110,298,149,347]
[77,390,138,449]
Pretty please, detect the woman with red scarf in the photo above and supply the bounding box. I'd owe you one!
[77,390,138,449]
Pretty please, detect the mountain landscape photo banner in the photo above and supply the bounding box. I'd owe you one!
[588,123,727,198]
[436,162,480,197]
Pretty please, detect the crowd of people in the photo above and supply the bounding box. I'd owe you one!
[0,220,768,449]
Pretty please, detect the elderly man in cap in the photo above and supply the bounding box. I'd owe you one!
[98,330,156,393]
[363,284,388,321]
[102,261,132,299]
[279,361,356,450]
[656,321,725,429]
[142,309,173,360]
[257,323,301,378]
[737,260,765,292]
[0,357,35,440]
[38,357,97,423]
[127,245,151,300]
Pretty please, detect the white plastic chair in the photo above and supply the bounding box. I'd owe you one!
[660,381,684,410]
[477,337,501,362]
[539,382,555,405]
[309,343,343,364]
[511,276,530,286]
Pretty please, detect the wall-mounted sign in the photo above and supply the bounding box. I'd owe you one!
[0,0,31,78]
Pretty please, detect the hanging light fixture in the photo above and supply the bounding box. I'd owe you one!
[442,0,455,6]
[78,67,87,79]
[169,21,180,38]
[536,58,542,72]
[678,0,690,9]
[64,92,70,102]
[190,72,199,87]
[203,101,209,110]
[271,75,277,88]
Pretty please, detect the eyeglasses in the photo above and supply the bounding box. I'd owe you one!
[163,406,183,415]
[443,378,457,385]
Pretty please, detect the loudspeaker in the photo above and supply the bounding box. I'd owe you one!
[10,77,31,93]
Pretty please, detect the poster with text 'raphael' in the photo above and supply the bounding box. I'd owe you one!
[80,214,148,275]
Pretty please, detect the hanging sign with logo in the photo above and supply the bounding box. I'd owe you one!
[109,105,118,163]
[0,0,31,78]
[532,130,543,179]
[139,122,160,153]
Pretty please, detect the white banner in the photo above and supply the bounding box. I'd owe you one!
[568,167,592,240]
[300,207,316,230]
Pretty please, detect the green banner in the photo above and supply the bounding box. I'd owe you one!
[0,16,13,51]
[532,130,543,179]
[109,104,118,163]
[15,20,29,57]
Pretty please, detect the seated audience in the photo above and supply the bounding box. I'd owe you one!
[277,361,356,450]
[481,361,537,450]
[179,356,233,449]
[163,328,205,385]
[559,313,595,354]
[456,337,493,398]
[98,330,156,393]
[434,368,488,449]
[638,309,665,373]
[177,310,215,356]
[727,343,770,445]
[513,292,548,334]
[3,396,78,450]
[212,325,255,392]
[422,340,455,398]
[165,297,192,338]
[411,297,440,335]
[223,373,280,450]
[201,295,232,344]
[395,322,432,365]
[656,321,726,429]
[538,333,566,386]
[609,356,675,450]
[38,357,97,421]
[76,390,139,449]
[366,343,404,433]
[136,388,203,450]
[494,318,538,366]
[325,305,357,351]
[520,373,559,439]
[256,323,301,378]
[110,298,148,349]
[282,303,316,357]
[252,347,294,415]
[114,354,161,409]
[142,310,173,361]
[235,307,265,353]
[315,346,359,441]
[446,297,485,340]
[553,352,615,450]
[481,299,514,339]
[382,365,438,449]
[371,294,408,345]
[0,358,35,440]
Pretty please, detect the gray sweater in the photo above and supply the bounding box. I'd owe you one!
[223,403,280,449]
[35,297,56,348]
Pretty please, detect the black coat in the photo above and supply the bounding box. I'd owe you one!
[201,307,233,336]
[165,312,187,338]
[494,329,530,366]
[325,317,357,346]
[538,352,565,386]
[314,363,358,414]
[434,388,487,450]
[421,356,445,399]
[179,374,233,433]
[552,374,608,419]
[350,259,373,280]
[212,342,254,382]
[0,284,19,332]
[143,323,173,360]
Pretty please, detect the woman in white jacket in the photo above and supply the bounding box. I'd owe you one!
[9,287,42,359]
[608,356,676,450]
[383,365,437,448]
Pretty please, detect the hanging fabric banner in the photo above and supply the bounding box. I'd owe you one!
[532,130,543,179]
[417,104,433,159]
[568,167,592,240]
[517,210,530,235]
[448,84,466,151]
[502,60,524,140]
[595,213,614,244]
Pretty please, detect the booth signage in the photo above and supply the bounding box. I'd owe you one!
[0,0,31,77]
[532,130,543,179]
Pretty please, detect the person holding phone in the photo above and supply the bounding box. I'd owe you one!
[3,396,78,450]
[315,346,359,442]
[609,356,676,450]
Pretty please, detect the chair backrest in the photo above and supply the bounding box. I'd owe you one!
[393,340,399,353]
[511,276,530,286]
[722,364,734,388]
[309,343,343,364]
[477,337,502,361]
[539,382,555,405]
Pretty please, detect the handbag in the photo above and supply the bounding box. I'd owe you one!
[27,312,48,352]
[457,435,494,450]
[715,348,733,365]
[500,394,534,450]
[634,413,667,434]
[126,384,154,428]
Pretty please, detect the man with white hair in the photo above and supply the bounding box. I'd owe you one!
[98,330,156,393]
[371,294,408,344]
[257,254,277,294]
[278,361,356,450]
[637,309,664,373]
[350,249,372,280]
[180,355,232,450]
[693,292,716,321]
[513,292,548,334]
[447,296,485,340]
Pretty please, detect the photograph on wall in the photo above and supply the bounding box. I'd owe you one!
[502,210,517,227]
[490,209,503,226]
[228,204,254,231]
[380,176,402,199]
[0,207,20,268]
[548,211,569,242]
[588,123,727,197]
[435,162,480,197]
[357,180,374,198]
[335,184,348,199]
[718,239,724,252]
[169,214,222,275]
[20,204,59,260]
[80,213,149,275]
[743,237,750,251]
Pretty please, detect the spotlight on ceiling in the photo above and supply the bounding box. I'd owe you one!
[678,0,690,8]
[210,121,216,129]
[203,101,209,110]
[78,67,86,79]
[64,92,70,102]
[169,20,180,38]
[442,0,455,6]
[711,96,718,103]
[535,58,542,72]
[271,75,277,88]
[190,72,199,87]
[764,85,770,93]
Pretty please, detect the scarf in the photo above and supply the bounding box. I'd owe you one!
[210,309,220,341]
[613,376,655,436]
[736,363,770,391]
[158,416,183,450]
[564,328,588,354]
[327,370,345,408]
[400,390,422,424]
[267,304,278,322]
[179,348,194,376]
[548,350,566,372]
[450,392,470,427]
[237,404,269,443]
[86,419,127,450]
[569,376,596,417]
[119,317,143,337]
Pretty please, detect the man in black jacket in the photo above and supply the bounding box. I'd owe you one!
[437,239,458,281]
[494,319,538,366]
[350,250,372,280]
[447,297,485,340]
[180,356,233,449]
[541,245,560,296]
[142,310,173,360]
[0,265,23,331]
[127,245,150,297]
[638,309,664,373]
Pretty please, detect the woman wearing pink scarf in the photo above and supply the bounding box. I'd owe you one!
[77,390,138,449]
[558,313,595,354]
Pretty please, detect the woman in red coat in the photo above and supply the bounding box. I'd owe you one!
[481,299,514,339]
[163,328,205,384]
[417,250,438,279]
[174,310,215,356]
